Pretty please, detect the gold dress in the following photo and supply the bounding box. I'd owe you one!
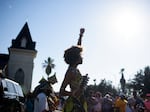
[62,67,87,112]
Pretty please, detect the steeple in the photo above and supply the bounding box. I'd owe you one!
[8,22,37,93]
[10,22,36,50]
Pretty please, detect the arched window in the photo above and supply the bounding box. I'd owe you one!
[21,37,27,48]
[15,68,24,85]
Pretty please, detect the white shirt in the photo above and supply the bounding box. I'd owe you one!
[34,92,49,112]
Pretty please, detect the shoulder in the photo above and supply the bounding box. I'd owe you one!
[66,67,79,78]
[68,67,79,74]
[37,92,46,98]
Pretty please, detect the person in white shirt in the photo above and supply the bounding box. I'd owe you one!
[34,92,49,112]
[34,83,51,112]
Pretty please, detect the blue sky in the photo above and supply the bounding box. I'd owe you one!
[0,0,150,92]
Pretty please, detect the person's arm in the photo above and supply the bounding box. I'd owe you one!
[77,28,85,46]
[60,71,72,97]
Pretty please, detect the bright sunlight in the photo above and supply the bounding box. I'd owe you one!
[112,8,143,42]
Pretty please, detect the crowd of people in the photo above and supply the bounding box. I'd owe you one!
[24,88,150,112]
[86,90,150,112]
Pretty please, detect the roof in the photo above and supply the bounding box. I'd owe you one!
[10,22,36,50]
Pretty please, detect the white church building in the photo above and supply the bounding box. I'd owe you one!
[0,22,37,94]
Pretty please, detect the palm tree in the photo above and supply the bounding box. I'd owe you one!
[43,57,55,77]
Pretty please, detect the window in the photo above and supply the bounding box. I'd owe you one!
[21,37,27,48]
[15,68,24,85]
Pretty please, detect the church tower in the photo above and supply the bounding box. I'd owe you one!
[8,22,37,93]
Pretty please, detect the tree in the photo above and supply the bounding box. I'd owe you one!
[126,69,145,95]
[43,57,55,77]
[42,57,58,85]
[144,66,150,95]
[85,79,117,97]
[120,68,126,93]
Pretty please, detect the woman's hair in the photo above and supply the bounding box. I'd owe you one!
[64,45,83,65]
